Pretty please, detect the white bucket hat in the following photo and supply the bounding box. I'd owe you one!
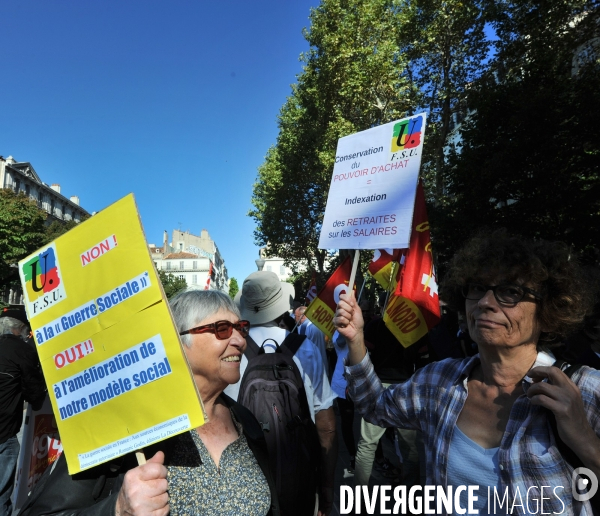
[234,271,295,325]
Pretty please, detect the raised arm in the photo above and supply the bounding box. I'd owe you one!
[333,291,425,433]
[332,291,367,365]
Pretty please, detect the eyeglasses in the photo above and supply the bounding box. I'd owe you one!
[462,284,542,306]
[180,320,250,339]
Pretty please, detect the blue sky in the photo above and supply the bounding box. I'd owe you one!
[0,0,318,284]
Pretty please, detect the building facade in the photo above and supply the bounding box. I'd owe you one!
[254,247,297,282]
[149,229,229,293]
[153,252,213,290]
[0,156,90,223]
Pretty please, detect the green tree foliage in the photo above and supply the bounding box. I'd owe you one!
[394,0,489,198]
[157,269,188,299]
[252,0,600,279]
[433,0,600,269]
[45,219,80,243]
[250,0,414,274]
[228,277,239,299]
[0,189,47,290]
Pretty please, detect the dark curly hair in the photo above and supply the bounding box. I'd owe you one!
[440,230,592,347]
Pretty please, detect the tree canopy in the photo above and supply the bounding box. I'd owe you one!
[228,277,239,299]
[432,0,600,270]
[0,189,47,290]
[157,270,188,299]
[251,0,600,281]
[250,0,416,274]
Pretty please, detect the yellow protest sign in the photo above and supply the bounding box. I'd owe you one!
[383,294,428,348]
[18,194,204,473]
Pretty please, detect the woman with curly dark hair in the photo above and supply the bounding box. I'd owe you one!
[334,231,600,515]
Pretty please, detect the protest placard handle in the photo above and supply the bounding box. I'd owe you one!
[348,250,360,294]
[135,450,146,465]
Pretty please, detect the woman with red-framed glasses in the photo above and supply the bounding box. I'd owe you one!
[113,289,279,516]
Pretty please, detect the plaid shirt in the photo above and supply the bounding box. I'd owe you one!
[346,351,600,515]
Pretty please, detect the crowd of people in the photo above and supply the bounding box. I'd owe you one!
[2,231,600,515]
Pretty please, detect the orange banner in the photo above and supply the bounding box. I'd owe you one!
[384,181,440,347]
[305,257,353,339]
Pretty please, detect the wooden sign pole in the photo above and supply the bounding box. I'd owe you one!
[135,450,146,465]
[348,250,360,294]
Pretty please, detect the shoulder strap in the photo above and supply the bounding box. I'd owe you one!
[547,361,585,469]
[281,332,306,357]
[244,334,262,360]
[555,360,583,379]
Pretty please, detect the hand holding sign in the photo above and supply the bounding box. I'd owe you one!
[116,451,169,516]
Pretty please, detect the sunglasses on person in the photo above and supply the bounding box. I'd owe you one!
[179,320,250,339]
[462,284,542,306]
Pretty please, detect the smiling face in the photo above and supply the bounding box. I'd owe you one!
[465,283,542,352]
[183,308,247,394]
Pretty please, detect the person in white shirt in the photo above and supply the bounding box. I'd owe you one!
[225,271,338,515]
[294,305,328,370]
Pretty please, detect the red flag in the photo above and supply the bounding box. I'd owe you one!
[304,257,353,338]
[384,181,440,347]
[368,249,406,291]
[305,271,317,305]
[204,262,213,290]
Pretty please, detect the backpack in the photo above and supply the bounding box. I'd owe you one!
[238,332,320,516]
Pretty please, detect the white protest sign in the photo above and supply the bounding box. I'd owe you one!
[318,114,426,250]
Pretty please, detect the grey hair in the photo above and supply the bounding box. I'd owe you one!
[0,316,26,336]
[169,288,241,347]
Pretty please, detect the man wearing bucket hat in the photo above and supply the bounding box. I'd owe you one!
[0,307,46,516]
[225,271,337,516]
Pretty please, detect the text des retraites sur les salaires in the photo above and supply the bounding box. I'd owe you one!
[329,214,398,239]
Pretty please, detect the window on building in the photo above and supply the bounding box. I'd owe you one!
[25,184,30,197]
[179,275,185,281]
[192,275,197,284]
[280,265,286,276]
[15,179,20,192]
[180,261,184,270]
[166,262,171,270]
[50,199,55,215]
[266,265,272,272]
[193,261,197,269]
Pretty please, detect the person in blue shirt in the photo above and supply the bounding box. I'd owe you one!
[334,231,599,515]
